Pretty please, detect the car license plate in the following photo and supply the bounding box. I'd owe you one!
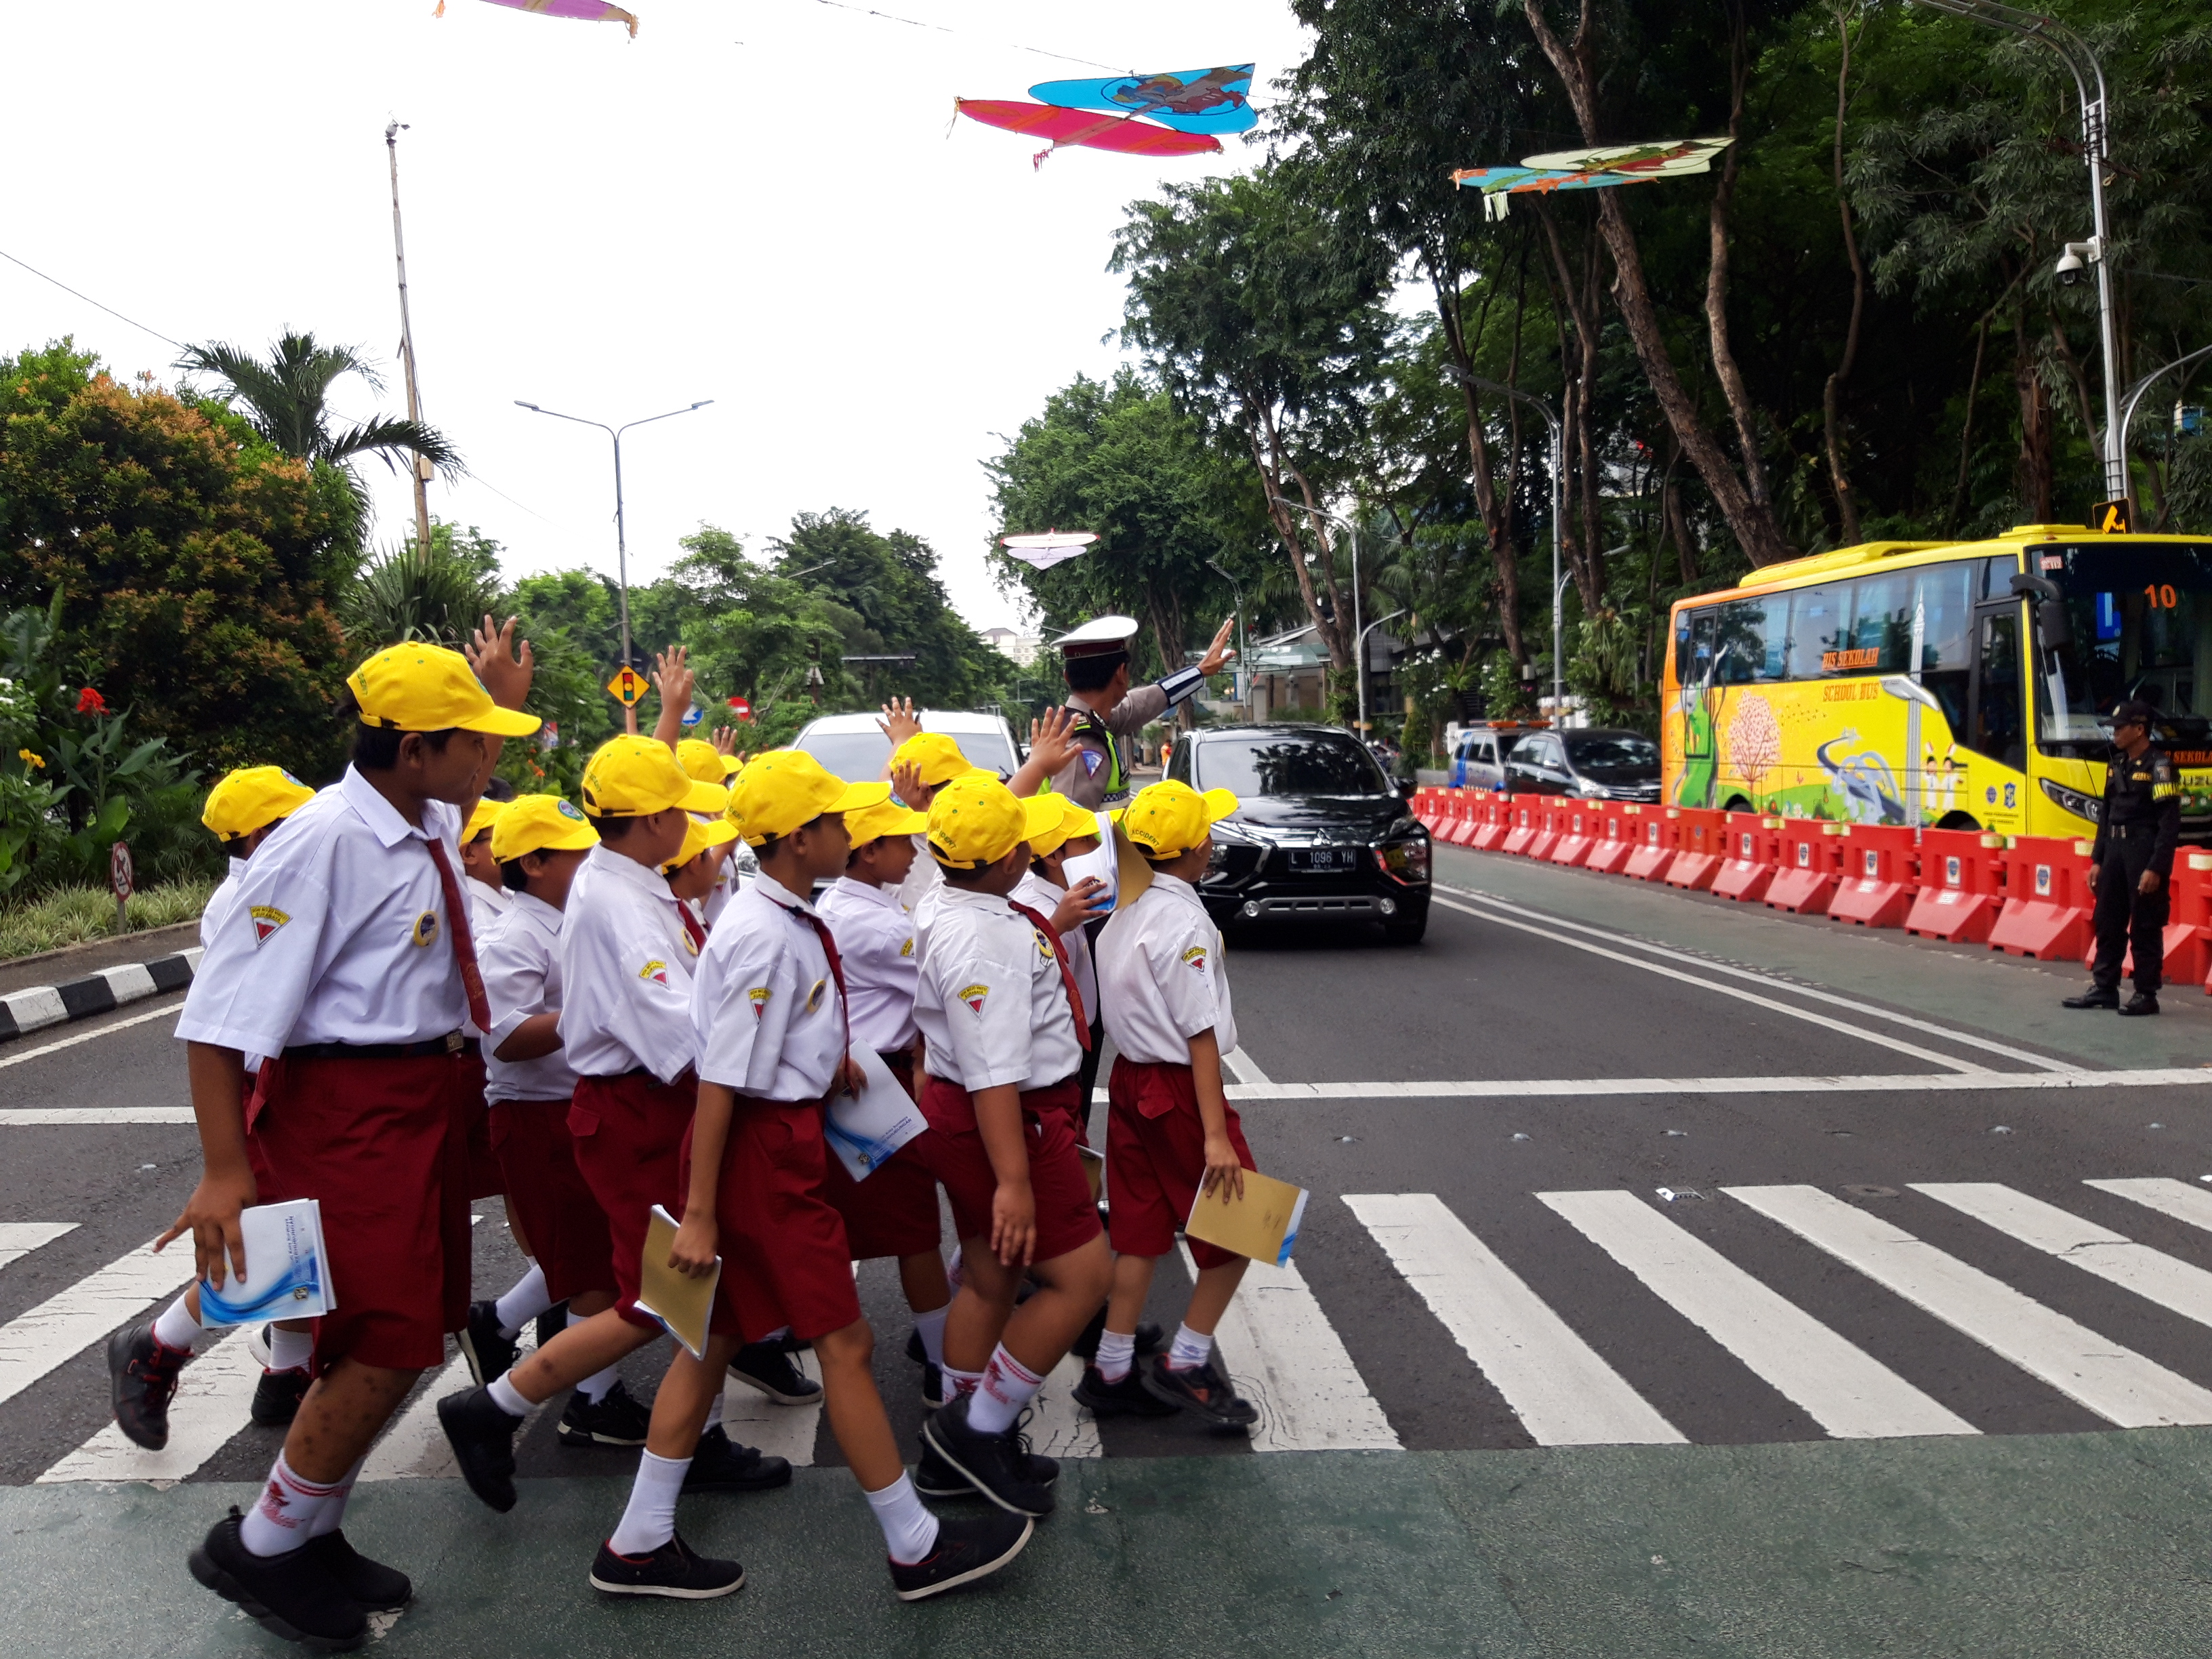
[1292,848,1355,869]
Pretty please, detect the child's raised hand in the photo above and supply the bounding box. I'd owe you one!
[878,697,922,747]
[468,614,535,709]
[653,644,695,712]
[1026,706,1082,775]
[890,759,926,807]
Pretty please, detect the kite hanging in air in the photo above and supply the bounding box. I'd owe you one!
[958,63,1254,169]
[1452,138,1731,220]
[1000,530,1099,571]
[436,0,638,39]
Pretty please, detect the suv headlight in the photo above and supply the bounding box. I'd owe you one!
[2039,777,2102,823]
[1374,835,1430,884]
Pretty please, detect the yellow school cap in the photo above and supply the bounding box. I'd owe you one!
[728,749,889,846]
[843,795,929,848]
[581,735,730,817]
[201,766,315,840]
[1120,779,1237,859]
[663,815,739,874]
[676,737,742,782]
[893,731,982,787]
[1027,797,1101,861]
[928,774,1064,869]
[490,794,599,862]
[346,644,540,737]
[464,797,508,842]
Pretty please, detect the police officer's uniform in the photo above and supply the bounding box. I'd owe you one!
[1050,615,1210,811]
[2084,724,2181,1006]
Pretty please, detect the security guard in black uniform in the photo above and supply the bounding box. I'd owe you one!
[2064,699,2182,1016]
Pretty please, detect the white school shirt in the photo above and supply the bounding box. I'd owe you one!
[200,857,250,952]
[692,873,846,1101]
[895,838,941,917]
[816,875,918,1052]
[177,768,469,1056]
[914,884,1082,1094]
[480,893,577,1103]
[557,844,699,1084]
[1096,871,1237,1065]
[1012,870,1097,1027]
[467,876,512,940]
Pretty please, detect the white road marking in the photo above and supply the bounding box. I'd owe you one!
[38,1325,264,1486]
[2086,1176,2212,1234]
[0,1221,77,1269]
[1343,1191,1683,1446]
[1917,1183,2212,1332]
[1023,1353,1101,1460]
[1435,882,2081,1074]
[0,1001,182,1070]
[1179,1243,1399,1452]
[1538,1189,1975,1439]
[1216,1069,2212,1102]
[1726,1184,2212,1427]
[720,1348,824,1467]
[360,1349,477,1481]
[0,1236,195,1408]
[1221,1047,1273,1088]
[0,1107,197,1125]
[1429,893,1988,1075]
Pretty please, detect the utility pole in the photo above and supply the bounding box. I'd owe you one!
[386,121,432,557]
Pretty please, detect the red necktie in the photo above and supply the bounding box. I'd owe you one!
[776,901,852,1062]
[424,837,493,1033]
[676,901,707,954]
[1006,899,1092,1052]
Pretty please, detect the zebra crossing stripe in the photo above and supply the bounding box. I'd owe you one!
[1024,1355,1102,1461]
[2085,1176,2212,1235]
[1538,1189,1975,1440]
[1916,1183,2212,1332]
[1343,1192,1685,1446]
[0,1222,77,1270]
[38,1326,263,1486]
[719,1348,827,1468]
[0,1237,194,1409]
[1725,1185,2212,1429]
[360,1349,478,1482]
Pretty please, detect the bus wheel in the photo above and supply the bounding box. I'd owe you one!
[1935,811,1982,832]
[1722,796,1753,813]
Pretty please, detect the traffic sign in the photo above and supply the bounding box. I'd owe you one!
[727,695,754,721]
[2091,497,2132,534]
[681,704,703,727]
[607,665,648,706]
[110,840,133,935]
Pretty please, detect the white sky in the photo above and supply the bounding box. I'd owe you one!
[5,0,1313,636]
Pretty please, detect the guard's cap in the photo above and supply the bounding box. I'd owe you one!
[491,795,599,863]
[464,797,508,842]
[892,731,983,787]
[2110,699,2159,731]
[663,815,739,874]
[1027,796,1101,860]
[201,766,315,840]
[928,774,1063,869]
[676,737,743,781]
[346,644,540,737]
[581,735,730,817]
[1053,615,1141,660]
[844,796,930,848]
[1120,779,1238,859]
[728,749,889,846]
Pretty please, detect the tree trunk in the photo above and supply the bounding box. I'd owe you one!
[1249,407,1351,669]
[1662,437,1698,585]
[1822,3,1868,544]
[1434,263,1528,670]
[2015,315,2054,523]
[1536,204,1607,611]
[1703,1,1778,540]
[1949,313,1990,530]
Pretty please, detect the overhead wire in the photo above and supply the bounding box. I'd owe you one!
[0,246,183,349]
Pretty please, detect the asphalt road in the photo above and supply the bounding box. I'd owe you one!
[7,847,2212,1656]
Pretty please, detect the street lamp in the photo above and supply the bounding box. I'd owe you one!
[2117,342,2212,470]
[1359,608,1407,747]
[1908,0,2125,501]
[1206,559,1248,705]
[1267,496,1365,735]
[1452,372,1567,720]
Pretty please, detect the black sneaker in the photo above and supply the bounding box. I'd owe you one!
[2121,991,2162,1017]
[534,1302,569,1354]
[680,1425,794,1493]
[434,1385,523,1513]
[921,1362,947,1410]
[457,1300,519,1387]
[913,1436,1059,1498]
[729,1340,821,1405]
[889,1510,1033,1602]
[1073,1361,1178,1418]
[302,1532,412,1612]
[108,1320,188,1451]
[188,1507,369,1652]
[905,1328,928,1366]
[1141,1355,1258,1429]
[918,1392,1056,1517]
[557,1379,651,1447]
[2063,987,2121,1009]
[251,1367,313,1428]
[1069,1311,1165,1363]
[588,1532,744,1599]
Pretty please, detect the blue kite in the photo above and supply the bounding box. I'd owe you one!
[1026,64,1256,136]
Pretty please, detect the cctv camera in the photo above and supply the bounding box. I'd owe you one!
[2055,241,2096,287]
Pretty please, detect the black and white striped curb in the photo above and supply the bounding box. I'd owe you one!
[0,947,200,1044]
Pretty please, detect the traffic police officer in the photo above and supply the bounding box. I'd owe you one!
[2064,698,2182,1016]
[1050,614,1237,811]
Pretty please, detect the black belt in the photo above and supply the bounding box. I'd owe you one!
[2107,823,2158,840]
[283,1033,480,1061]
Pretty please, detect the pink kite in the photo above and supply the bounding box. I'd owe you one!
[956,99,1221,170]
[437,0,638,38]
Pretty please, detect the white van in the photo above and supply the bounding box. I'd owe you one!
[787,709,1024,783]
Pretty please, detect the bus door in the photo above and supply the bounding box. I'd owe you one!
[1677,609,1719,806]
[1965,598,2028,831]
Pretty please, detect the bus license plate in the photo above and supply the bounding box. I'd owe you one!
[1294,848,1354,869]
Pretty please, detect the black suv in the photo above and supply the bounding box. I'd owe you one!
[1501,727,1662,802]
[1166,725,1431,944]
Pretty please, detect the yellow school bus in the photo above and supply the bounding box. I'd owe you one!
[1661,523,2212,841]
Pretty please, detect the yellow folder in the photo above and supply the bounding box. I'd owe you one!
[635,1204,720,1360]
[1183,1168,1309,1267]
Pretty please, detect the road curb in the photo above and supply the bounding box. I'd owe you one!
[0,947,200,1044]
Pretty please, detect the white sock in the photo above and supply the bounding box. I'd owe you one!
[912,1304,949,1370]
[865,1473,941,1565]
[487,1373,530,1418]
[569,1308,620,1402]
[151,1296,205,1353]
[1095,1328,1137,1384]
[607,1450,689,1557]
[494,1263,550,1339]
[945,1244,964,1290]
[1166,1322,1213,1372]
[308,1456,366,1538]
[703,1389,725,1433]
[240,1453,340,1557]
[266,1324,314,1373]
[966,1345,1044,1435]
[942,1364,984,1398]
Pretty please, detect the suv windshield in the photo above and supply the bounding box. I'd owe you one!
[1197,732,1389,797]
[1564,733,1658,775]
[2036,541,2212,745]
[795,726,1017,781]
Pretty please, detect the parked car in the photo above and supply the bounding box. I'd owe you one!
[1448,720,1547,792]
[1166,724,1430,945]
[1501,727,1662,802]
[788,708,1023,783]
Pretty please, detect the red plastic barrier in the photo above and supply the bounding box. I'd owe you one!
[1410,787,1437,833]
[1766,819,1843,914]
[1471,793,1511,851]
[1987,835,2095,960]
[1623,808,1681,881]
[1549,804,1600,868]
[1664,808,1725,891]
[1828,823,1919,928]
[1904,830,2007,944]
[1519,800,1561,861]
[1442,790,1479,846]
[1711,813,1780,903]
[1499,798,1540,857]
[1585,802,1637,875]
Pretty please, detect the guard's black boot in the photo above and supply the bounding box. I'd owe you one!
[2120,991,2162,1017]
[2062,987,2121,1010]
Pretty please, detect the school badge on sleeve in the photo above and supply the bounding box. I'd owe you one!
[640,960,670,987]
[959,982,989,1014]
[1181,944,1208,972]
[748,987,771,1019]
[249,905,289,945]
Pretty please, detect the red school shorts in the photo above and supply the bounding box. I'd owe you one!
[903,1075,1101,1265]
[489,1097,617,1304]
[459,1054,504,1200]
[1105,1057,1256,1271]
[248,1052,479,1372]
[680,1096,862,1345]
[569,1071,696,1332]
[818,1050,941,1261]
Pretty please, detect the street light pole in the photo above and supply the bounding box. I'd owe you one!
[1267,497,1364,735]
[1456,374,1566,719]
[1206,560,1248,707]
[1358,608,1408,745]
[384,121,432,557]
[2117,342,2212,466]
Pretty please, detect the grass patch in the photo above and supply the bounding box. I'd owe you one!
[0,877,218,960]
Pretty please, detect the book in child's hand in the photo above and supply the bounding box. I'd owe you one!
[200,1199,335,1324]
[1183,1168,1309,1267]
[1076,1142,1105,1206]
[825,1044,926,1183]
[1061,843,1119,918]
[635,1204,719,1361]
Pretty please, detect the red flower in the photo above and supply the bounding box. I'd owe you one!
[75,687,108,716]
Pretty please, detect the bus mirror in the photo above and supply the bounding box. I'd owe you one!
[2038,598,2072,650]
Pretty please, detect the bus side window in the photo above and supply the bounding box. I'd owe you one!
[1914,562,1976,737]
[1786,583,1850,678]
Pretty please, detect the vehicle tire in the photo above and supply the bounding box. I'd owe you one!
[1934,811,1982,832]
[1382,914,1428,946]
[1722,796,1753,813]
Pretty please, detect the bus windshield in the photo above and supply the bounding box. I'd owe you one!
[2034,541,2212,745]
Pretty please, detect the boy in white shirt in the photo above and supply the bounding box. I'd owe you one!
[1080,781,1259,1429]
[1010,798,1109,1097]
[459,790,515,936]
[198,766,316,951]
